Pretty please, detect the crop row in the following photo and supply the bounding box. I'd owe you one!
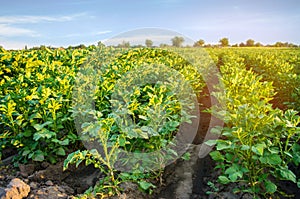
[0,46,299,198]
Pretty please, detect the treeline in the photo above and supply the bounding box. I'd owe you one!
[107,37,299,48]
[190,37,298,48]
[1,36,299,51]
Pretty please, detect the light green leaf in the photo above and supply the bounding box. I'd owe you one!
[218,176,230,184]
[216,140,232,150]
[138,115,148,120]
[138,181,156,190]
[240,145,250,150]
[181,152,191,160]
[252,143,266,156]
[205,139,217,146]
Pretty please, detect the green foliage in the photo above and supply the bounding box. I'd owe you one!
[207,52,300,198]
[64,117,121,197]
[0,47,90,163]
[1,45,300,198]
[64,46,204,198]
[209,48,300,110]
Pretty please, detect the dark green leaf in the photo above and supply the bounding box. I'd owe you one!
[33,151,44,162]
[33,121,52,131]
[264,180,277,193]
[56,147,66,156]
[259,154,281,165]
[210,151,224,161]
[277,167,296,183]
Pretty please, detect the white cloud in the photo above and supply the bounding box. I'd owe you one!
[0,24,38,37]
[58,30,112,39]
[94,30,112,35]
[0,13,86,24]
[0,13,86,38]
[0,39,30,49]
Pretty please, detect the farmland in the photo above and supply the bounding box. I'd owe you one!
[0,45,300,198]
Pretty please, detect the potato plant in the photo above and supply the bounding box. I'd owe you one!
[1,45,300,198]
[207,52,300,198]
[0,47,91,163]
[64,46,206,197]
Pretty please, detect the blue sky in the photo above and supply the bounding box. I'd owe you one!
[0,0,299,49]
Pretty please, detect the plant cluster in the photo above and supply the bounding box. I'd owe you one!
[207,52,300,198]
[0,47,92,163]
[1,45,300,198]
[64,47,205,197]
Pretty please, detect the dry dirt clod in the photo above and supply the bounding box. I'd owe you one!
[18,164,35,178]
[45,180,54,186]
[29,182,38,190]
[28,185,68,199]
[0,178,30,199]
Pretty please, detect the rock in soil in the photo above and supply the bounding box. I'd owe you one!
[28,185,68,199]
[0,178,30,199]
[45,180,54,186]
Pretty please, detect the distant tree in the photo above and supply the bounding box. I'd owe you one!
[275,42,297,47]
[255,42,263,47]
[193,39,205,47]
[159,43,169,48]
[25,45,28,50]
[72,44,86,49]
[40,45,46,50]
[232,43,238,47]
[246,39,255,47]
[145,39,153,47]
[288,43,298,47]
[171,36,184,47]
[132,44,144,48]
[219,37,229,47]
[274,42,286,47]
[118,41,130,48]
[204,44,212,48]
[88,45,96,50]
[97,41,105,47]
[239,42,246,47]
